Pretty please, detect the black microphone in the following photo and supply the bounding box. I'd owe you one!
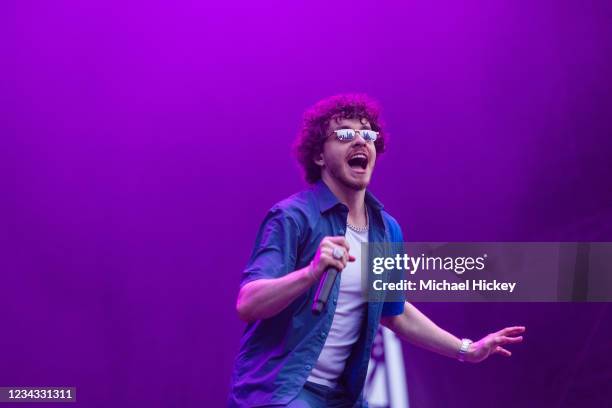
[312,267,338,314]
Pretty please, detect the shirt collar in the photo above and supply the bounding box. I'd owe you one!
[312,179,384,214]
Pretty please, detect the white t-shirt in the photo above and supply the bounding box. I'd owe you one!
[307,227,368,387]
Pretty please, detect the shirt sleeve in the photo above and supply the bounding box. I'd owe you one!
[240,206,300,288]
[381,300,405,316]
[381,213,406,317]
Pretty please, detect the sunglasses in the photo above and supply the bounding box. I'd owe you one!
[331,128,379,143]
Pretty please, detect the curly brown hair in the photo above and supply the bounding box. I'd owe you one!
[293,94,387,184]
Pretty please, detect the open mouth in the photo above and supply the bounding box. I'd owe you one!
[347,153,368,170]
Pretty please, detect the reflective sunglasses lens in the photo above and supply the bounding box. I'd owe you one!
[335,129,355,141]
[362,130,378,141]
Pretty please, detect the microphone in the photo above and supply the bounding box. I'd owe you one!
[312,267,338,314]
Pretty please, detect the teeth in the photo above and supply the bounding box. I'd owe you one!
[350,154,367,160]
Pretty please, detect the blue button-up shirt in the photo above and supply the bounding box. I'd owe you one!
[228,181,405,407]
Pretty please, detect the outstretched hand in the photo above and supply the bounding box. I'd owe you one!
[465,326,526,363]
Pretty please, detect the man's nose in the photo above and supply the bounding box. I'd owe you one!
[353,131,367,145]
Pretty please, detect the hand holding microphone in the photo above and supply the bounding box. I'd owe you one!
[311,236,356,314]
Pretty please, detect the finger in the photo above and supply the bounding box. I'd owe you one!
[330,245,348,264]
[320,247,332,260]
[322,253,346,271]
[321,243,342,261]
[321,240,338,251]
[319,251,336,267]
[321,239,345,255]
[333,259,347,271]
[495,346,512,357]
[319,255,344,273]
[326,236,350,251]
[495,336,523,345]
[497,326,526,336]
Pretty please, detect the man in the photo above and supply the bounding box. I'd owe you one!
[228,94,525,407]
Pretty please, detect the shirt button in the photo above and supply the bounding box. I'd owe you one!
[339,229,345,235]
[305,364,312,370]
[320,332,326,338]
[333,298,337,304]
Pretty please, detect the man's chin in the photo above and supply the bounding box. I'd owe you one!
[326,167,372,191]
[342,175,370,191]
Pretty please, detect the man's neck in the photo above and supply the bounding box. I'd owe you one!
[321,174,367,223]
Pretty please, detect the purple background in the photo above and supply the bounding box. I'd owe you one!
[2,1,612,407]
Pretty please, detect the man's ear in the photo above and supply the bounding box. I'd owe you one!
[314,151,325,167]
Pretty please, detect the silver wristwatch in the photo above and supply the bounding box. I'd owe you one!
[458,338,473,362]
